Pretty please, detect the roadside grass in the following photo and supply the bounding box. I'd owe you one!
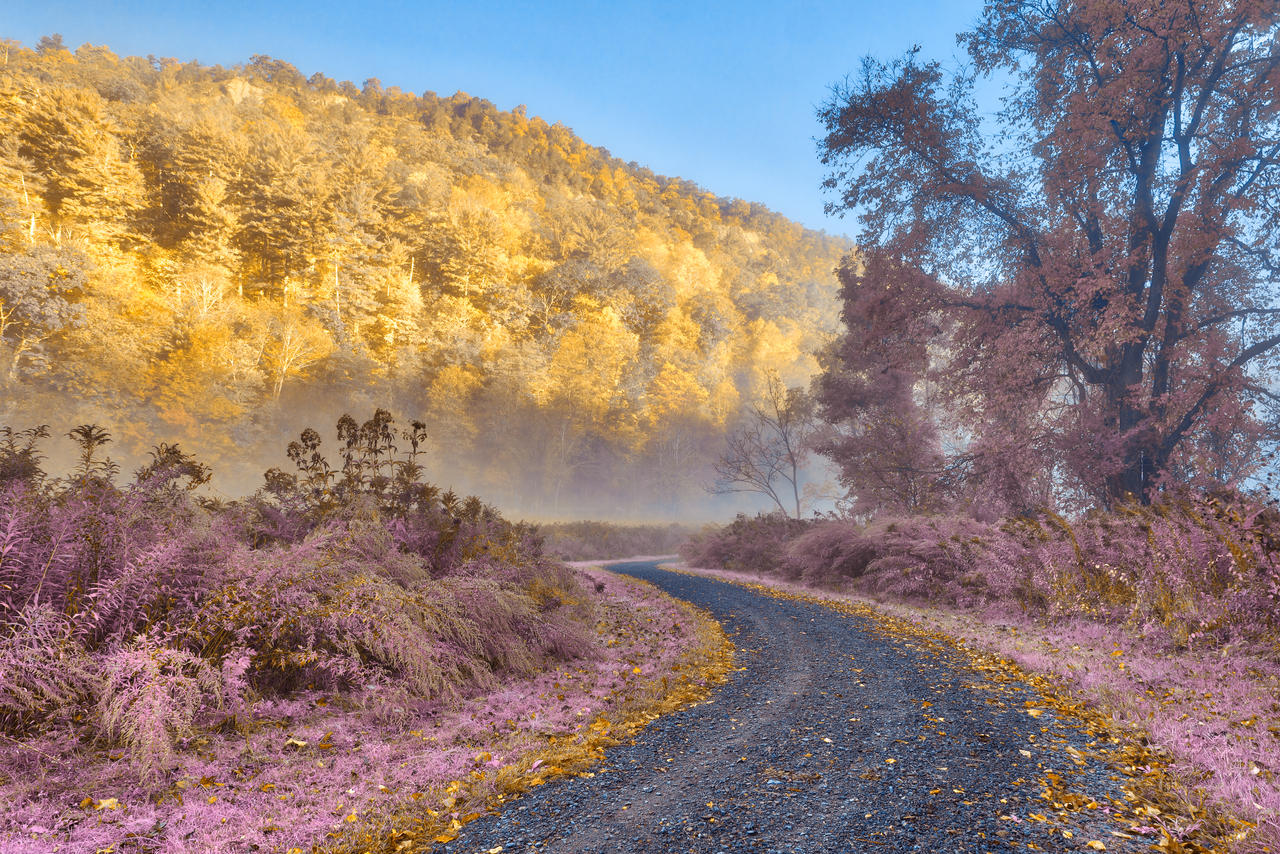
[325,567,731,853]
[667,562,1278,854]
[0,567,731,854]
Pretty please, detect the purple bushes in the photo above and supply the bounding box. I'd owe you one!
[96,636,222,780]
[777,515,994,607]
[681,512,813,575]
[686,496,1280,850]
[0,413,598,785]
[686,494,1280,651]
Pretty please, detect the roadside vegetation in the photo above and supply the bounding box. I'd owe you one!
[0,412,729,853]
[683,498,1280,850]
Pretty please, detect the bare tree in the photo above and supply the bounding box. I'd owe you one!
[711,373,817,518]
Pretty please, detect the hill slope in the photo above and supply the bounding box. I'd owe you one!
[0,38,848,515]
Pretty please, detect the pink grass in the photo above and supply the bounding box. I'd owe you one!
[0,568,703,854]
[672,560,1280,853]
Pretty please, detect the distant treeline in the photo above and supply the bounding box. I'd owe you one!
[538,520,694,561]
[0,36,847,516]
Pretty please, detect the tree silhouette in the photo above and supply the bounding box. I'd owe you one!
[712,373,817,518]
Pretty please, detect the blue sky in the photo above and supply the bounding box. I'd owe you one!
[3,1,985,236]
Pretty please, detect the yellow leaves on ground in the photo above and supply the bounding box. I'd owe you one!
[317,575,733,854]
[666,566,1251,854]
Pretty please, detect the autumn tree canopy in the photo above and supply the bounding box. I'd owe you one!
[818,0,1280,511]
[0,38,846,516]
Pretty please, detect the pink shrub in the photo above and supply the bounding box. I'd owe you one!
[96,635,223,780]
[780,515,995,608]
[0,415,604,788]
[690,492,1280,651]
[0,603,97,733]
[680,512,812,576]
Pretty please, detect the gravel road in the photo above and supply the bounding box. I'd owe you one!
[444,561,1139,853]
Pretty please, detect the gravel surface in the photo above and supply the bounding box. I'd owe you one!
[444,561,1141,853]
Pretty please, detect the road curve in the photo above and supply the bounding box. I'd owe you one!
[443,561,1135,853]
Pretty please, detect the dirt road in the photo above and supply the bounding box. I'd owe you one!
[443,561,1136,853]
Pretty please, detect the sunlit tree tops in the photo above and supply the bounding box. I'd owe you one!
[0,37,848,516]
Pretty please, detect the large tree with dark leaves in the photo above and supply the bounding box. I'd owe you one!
[818,1,1280,509]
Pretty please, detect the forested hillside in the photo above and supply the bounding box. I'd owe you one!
[0,37,847,515]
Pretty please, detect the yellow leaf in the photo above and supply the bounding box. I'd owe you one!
[1087,842,1107,850]
[1062,830,1074,839]
[1026,709,1043,718]
[94,798,120,811]
[434,834,456,844]
[345,813,357,823]
[885,758,896,764]
[632,667,642,674]
[1019,749,1032,757]
[80,796,94,809]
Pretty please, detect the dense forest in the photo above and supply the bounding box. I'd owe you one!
[0,36,848,516]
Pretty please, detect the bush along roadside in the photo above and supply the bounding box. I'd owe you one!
[680,497,1280,853]
[0,415,731,854]
[323,567,732,854]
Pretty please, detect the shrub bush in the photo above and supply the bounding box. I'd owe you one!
[681,512,813,575]
[687,492,1280,653]
[0,413,602,783]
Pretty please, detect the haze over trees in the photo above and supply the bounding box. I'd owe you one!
[711,371,818,518]
[817,0,1280,515]
[0,37,847,516]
